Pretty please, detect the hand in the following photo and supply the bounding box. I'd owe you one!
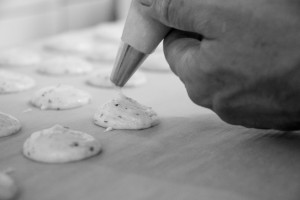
[137,0,300,130]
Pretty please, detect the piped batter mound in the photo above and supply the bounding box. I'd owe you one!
[0,48,42,67]
[0,69,35,94]
[0,170,18,200]
[86,69,147,88]
[43,33,118,62]
[94,93,159,130]
[84,43,118,62]
[0,112,21,138]
[43,32,95,53]
[37,56,93,75]
[23,124,102,163]
[30,84,91,110]
[94,21,124,43]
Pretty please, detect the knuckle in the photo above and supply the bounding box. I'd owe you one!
[185,83,213,109]
[154,0,176,25]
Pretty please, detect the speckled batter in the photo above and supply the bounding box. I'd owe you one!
[94,93,159,130]
[0,112,21,138]
[23,124,102,163]
[30,84,91,110]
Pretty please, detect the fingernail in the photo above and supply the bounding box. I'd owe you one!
[139,0,153,7]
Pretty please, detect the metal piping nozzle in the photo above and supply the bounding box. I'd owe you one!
[110,42,148,87]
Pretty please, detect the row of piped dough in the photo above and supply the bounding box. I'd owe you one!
[0,69,146,111]
[0,65,146,94]
[0,22,162,199]
[0,92,159,200]
[0,21,170,72]
[1,93,159,163]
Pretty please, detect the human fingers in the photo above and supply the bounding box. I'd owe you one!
[163,29,201,78]
[163,29,216,108]
[136,0,221,39]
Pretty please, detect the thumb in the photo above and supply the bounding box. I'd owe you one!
[163,29,202,81]
[137,0,219,38]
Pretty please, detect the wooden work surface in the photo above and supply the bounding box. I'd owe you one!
[1,46,300,200]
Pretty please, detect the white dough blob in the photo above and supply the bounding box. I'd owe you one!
[23,124,102,163]
[85,43,118,62]
[37,56,93,75]
[94,94,159,130]
[0,69,35,94]
[43,31,93,52]
[0,171,18,200]
[43,33,118,62]
[0,48,42,67]
[86,69,146,88]
[93,21,124,43]
[30,84,91,110]
[44,35,95,54]
[0,112,21,138]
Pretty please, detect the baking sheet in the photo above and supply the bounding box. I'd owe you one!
[1,33,300,200]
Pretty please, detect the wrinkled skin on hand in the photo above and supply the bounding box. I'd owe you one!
[138,0,300,130]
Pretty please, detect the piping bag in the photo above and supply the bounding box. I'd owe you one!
[110,0,170,87]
